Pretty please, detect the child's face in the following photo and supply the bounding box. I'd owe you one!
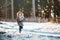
[19,14,22,16]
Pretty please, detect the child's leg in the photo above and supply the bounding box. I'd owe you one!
[19,26,21,33]
[19,30,21,33]
[19,26,23,33]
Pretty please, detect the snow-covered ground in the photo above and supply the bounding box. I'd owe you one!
[0,22,60,40]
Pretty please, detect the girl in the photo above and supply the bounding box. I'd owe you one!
[17,11,24,33]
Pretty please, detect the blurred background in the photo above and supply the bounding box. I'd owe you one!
[0,0,60,40]
[0,0,60,22]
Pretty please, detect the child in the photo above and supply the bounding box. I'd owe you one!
[17,11,24,33]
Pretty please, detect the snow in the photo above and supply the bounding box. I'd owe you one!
[0,21,60,40]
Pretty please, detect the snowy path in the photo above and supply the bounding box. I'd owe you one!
[0,22,60,40]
